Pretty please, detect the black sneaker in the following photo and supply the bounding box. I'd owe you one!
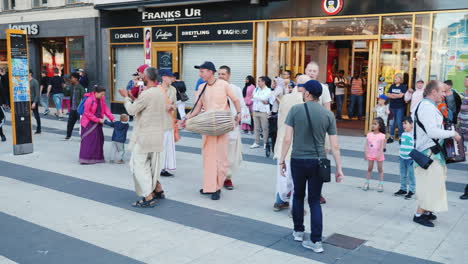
[35,131,41,134]
[460,193,468,200]
[413,215,434,227]
[1,135,6,142]
[211,190,221,200]
[199,189,214,195]
[404,191,414,199]
[394,189,407,196]
[160,170,174,177]
[424,212,437,221]
[273,201,289,212]
[387,137,394,144]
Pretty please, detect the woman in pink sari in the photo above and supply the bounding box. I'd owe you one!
[79,86,114,164]
[241,75,255,133]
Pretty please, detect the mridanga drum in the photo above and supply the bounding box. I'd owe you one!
[185,110,234,136]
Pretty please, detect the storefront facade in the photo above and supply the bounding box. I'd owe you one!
[0,17,99,88]
[98,0,468,132]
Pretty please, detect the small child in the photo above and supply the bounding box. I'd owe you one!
[374,94,390,129]
[363,117,387,192]
[394,116,415,199]
[104,114,130,164]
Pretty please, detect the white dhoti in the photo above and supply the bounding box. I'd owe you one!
[415,159,448,213]
[226,126,243,179]
[130,143,161,197]
[162,129,176,171]
[276,159,294,202]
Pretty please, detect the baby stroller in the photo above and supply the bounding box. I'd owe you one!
[265,113,278,158]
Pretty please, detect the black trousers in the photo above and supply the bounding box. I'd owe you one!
[66,110,80,138]
[0,127,4,137]
[32,105,41,132]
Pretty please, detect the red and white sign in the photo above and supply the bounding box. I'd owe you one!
[322,0,343,16]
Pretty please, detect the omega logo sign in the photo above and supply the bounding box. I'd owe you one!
[8,24,39,35]
[114,32,140,39]
[142,8,201,22]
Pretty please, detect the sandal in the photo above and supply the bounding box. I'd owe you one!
[132,197,156,208]
[153,190,165,199]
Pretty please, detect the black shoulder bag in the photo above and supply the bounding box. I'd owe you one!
[304,103,331,183]
[408,102,435,169]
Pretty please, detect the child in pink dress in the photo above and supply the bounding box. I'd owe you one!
[363,117,387,192]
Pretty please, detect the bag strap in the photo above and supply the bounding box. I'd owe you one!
[414,100,440,148]
[304,103,322,159]
[188,82,208,115]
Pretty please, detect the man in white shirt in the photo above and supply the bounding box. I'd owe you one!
[305,61,332,204]
[218,65,247,190]
[251,76,272,149]
[412,80,461,228]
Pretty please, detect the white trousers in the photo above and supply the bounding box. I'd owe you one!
[176,100,186,120]
[111,142,125,161]
[226,126,243,179]
[162,129,176,171]
[130,144,161,197]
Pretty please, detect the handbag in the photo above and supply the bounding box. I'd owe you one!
[409,102,438,169]
[241,107,251,125]
[178,91,189,102]
[304,103,331,183]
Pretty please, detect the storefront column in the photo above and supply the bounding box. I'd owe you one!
[256,22,266,77]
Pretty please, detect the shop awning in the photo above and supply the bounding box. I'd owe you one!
[94,0,236,10]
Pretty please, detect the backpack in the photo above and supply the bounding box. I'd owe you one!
[77,95,91,115]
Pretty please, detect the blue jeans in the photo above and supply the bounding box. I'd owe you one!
[348,95,363,118]
[390,107,404,138]
[399,158,415,193]
[40,94,49,111]
[291,158,323,243]
[52,93,64,111]
[335,94,344,119]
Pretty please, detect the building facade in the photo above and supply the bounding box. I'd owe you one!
[0,0,99,88]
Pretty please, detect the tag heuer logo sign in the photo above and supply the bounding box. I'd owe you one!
[322,0,343,16]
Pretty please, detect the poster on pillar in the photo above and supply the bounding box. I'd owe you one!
[6,29,33,155]
[144,27,152,65]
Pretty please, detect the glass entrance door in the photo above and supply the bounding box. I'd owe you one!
[151,44,178,73]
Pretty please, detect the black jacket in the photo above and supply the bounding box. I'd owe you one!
[446,89,462,124]
[104,120,129,143]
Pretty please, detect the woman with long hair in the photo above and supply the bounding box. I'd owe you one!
[241,75,256,133]
[79,85,115,164]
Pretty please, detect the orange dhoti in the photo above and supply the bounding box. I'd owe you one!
[202,133,229,192]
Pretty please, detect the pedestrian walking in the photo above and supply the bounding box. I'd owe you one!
[64,72,86,140]
[279,79,344,253]
[39,71,50,115]
[29,70,41,134]
[459,78,468,200]
[119,66,167,208]
[363,117,386,192]
[181,61,241,200]
[0,104,6,142]
[387,73,408,143]
[273,74,310,212]
[250,76,272,149]
[159,69,178,177]
[104,114,130,164]
[78,69,89,91]
[79,86,114,164]
[218,65,247,190]
[412,80,462,227]
[172,72,188,120]
[47,68,65,120]
[394,116,415,199]
[442,80,462,124]
[62,75,71,115]
[0,68,10,108]
[241,75,255,133]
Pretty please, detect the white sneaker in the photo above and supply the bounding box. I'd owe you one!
[377,184,384,192]
[250,143,260,149]
[292,231,304,242]
[302,240,324,253]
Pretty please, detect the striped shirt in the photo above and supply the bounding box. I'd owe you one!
[351,78,364,96]
[399,132,414,159]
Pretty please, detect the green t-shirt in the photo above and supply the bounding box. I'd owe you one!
[285,101,337,159]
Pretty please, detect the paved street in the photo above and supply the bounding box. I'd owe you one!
[0,113,467,264]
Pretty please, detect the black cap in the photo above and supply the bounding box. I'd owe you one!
[194,61,216,72]
[159,69,174,77]
[301,80,322,97]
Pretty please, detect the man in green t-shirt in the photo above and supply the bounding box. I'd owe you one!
[279,80,344,254]
[64,72,86,140]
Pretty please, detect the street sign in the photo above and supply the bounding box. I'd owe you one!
[6,29,33,155]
